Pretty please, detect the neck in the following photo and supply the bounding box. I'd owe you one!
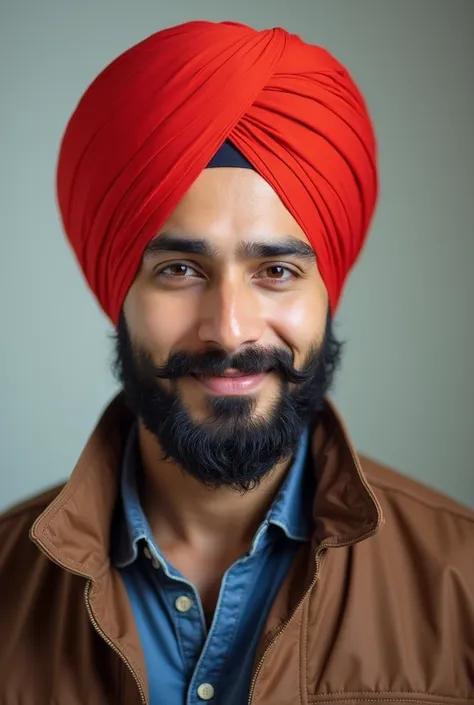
[136,421,293,553]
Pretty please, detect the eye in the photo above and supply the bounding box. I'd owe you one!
[154,262,300,286]
[155,263,204,279]
[256,265,299,284]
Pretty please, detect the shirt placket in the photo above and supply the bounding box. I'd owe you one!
[186,556,256,705]
[143,542,207,675]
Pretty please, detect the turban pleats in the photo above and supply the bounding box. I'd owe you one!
[57,20,377,322]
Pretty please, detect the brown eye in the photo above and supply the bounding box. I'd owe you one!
[266,265,287,279]
[167,264,189,276]
[155,263,202,279]
[256,265,298,283]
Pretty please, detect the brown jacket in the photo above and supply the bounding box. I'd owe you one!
[1,395,473,705]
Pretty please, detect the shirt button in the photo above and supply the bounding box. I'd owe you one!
[175,595,193,613]
[197,683,215,700]
[144,546,160,569]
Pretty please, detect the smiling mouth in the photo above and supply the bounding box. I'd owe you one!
[190,369,270,394]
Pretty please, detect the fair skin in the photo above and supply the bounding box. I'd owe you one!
[123,167,328,619]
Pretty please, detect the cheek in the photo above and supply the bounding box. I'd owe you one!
[123,282,194,359]
[269,281,328,353]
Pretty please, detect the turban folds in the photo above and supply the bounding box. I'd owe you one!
[57,21,378,324]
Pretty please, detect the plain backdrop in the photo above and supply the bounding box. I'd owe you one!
[1,0,473,511]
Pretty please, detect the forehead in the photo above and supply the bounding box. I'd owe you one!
[152,167,313,254]
[176,167,282,210]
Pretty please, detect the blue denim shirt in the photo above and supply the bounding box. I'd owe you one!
[113,425,314,705]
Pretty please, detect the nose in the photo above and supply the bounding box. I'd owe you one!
[197,277,265,354]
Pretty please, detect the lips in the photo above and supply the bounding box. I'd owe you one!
[191,371,268,394]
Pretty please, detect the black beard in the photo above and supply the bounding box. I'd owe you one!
[111,311,343,492]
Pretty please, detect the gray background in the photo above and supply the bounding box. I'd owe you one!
[1,0,473,511]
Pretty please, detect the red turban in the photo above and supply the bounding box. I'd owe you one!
[57,20,378,324]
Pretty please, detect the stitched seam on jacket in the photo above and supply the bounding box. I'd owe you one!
[308,698,473,704]
[299,597,303,705]
[325,520,380,548]
[307,691,474,703]
[308,700,473,704]
[88,583,147,689]
[311,691,472,697]
[40,533,106,574]
[301,585,309,705]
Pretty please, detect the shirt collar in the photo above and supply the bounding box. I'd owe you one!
[267,427,313,541]
[113,424,312,569]
[113,423,153,568]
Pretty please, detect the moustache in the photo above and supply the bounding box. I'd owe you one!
[152,345,317,385]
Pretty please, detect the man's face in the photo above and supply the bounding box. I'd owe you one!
[116,168,342,491]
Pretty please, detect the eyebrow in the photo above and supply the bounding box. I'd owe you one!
[143,232,316,263]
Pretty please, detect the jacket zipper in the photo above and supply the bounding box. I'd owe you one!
[84,580,148,705]
[247,545,325,705]
[247,521,382,705]
[31,530,148,705]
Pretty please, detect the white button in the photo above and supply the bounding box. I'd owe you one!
[197,683,215,700]
[144,546,160,569]
[175,595,193,613]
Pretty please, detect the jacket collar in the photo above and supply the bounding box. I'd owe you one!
[30,393,383,579]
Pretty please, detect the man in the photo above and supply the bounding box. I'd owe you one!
[0,19,473,705]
